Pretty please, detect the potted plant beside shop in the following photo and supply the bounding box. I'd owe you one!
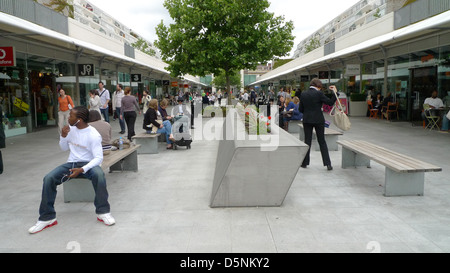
[349,92,368,117]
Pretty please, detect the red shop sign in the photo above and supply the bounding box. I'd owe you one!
[0,47,16,67]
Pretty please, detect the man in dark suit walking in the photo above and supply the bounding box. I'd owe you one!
[299,78,338,171]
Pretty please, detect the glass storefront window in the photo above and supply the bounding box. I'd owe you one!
[438,45,450,107]
[0,54,30,135]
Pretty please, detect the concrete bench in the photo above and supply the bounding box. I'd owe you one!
[63,144,141,203]
[287,120,302,134]
[132,133,160,154]
[337,140,442,197]
[298,124,343,151]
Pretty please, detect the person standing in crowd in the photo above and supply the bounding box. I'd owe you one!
[299,78,338,171]
[250,88,257,105]
[0,100,5,174]
[88,89,102,116]
[142,89,152,115]
[98,81,111,123]
[112,84,125,134]
[120,87,141,141]
[57,88,74,135]
[89,110,112,154]
[28,106,115,234]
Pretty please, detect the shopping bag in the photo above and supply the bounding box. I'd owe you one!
[330,92,351,131]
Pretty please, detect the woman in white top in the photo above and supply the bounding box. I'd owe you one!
[89,90,102,117]
[141,90,152,114]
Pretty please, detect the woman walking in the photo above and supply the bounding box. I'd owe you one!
[120,87,141,141]
[57,89,74,135]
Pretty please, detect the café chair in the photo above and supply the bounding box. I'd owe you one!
[382,102,399,121]
[423,104,440,131]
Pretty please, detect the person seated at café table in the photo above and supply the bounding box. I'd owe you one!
[381,92,394,118]
[372,93,384,113]
[422,90,444,123]
[424,90,444,110]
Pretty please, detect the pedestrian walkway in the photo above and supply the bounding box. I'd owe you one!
[0,110,449,253]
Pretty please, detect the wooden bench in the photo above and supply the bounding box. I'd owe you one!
[132,132,160,154]
[337,140,442,197]
[63,144,141,203]
[298,124,343,151]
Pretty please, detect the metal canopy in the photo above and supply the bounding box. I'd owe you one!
[252,10,450,85]
[0,12,205,86]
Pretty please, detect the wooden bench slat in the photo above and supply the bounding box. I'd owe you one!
[338,140,433,172]
[101,144,141,171]
[337,140,441,173]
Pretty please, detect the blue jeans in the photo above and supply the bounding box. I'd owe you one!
[147,120,173,144]
[101,107,110,123]
[115,107,125,132]
[442,115,449,131]
[38,162,110,221]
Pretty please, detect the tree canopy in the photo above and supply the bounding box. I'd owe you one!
[155,0,294,104]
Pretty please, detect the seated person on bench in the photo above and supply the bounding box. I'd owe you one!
[88,110,112,154]
[143,99,175,149]
[158,99,173,122]
[172,97,191,133]
[283,97,303,130]
[28,106,115,234]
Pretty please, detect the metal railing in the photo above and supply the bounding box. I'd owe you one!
[0,0,69,35]
[395,0,450,29]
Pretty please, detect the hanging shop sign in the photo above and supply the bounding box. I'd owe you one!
[0,47,16,67]
[345,64,360,76]
[131,74,142,82]
[78,64,95,76]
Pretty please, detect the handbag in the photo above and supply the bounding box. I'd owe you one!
[149,120,162,134]
[330,92,351,131]
[446,110,450,120]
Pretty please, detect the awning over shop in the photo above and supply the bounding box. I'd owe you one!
[0,12,205,86]
[252,10,450,85]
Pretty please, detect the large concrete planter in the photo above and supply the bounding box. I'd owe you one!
[210,109,309,207]
[349,101,367,117]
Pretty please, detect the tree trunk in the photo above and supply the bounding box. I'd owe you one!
[226,71,232,106]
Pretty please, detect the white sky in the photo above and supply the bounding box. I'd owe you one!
[89,0,361,58]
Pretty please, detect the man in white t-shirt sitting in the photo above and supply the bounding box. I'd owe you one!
[29,106,115,234]
[424,90,444,110]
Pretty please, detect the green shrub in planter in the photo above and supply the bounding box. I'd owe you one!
[350,93,367,101]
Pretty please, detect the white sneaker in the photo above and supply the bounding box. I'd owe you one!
[28,219,58,234]
[97,213,115,226]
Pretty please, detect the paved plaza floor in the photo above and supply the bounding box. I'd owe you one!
[0,107,449,253]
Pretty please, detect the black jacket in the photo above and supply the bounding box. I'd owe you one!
[299,88,337,124]
[143,108,161,130]
[0,106,5,149]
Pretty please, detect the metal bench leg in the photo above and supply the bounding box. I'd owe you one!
[341,148,371,169]
[384,168,424,197]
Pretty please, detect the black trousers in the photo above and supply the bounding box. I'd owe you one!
[302,123,331,166]
[0,150,3,174]
[123,111,137,141]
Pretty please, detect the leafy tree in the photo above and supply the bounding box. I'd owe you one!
[273,59,293,70]
[212,69,241,90]
[304,37,321,54]
[132,38,157,57]
[155,0,294,105]
[35,0,74,18]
